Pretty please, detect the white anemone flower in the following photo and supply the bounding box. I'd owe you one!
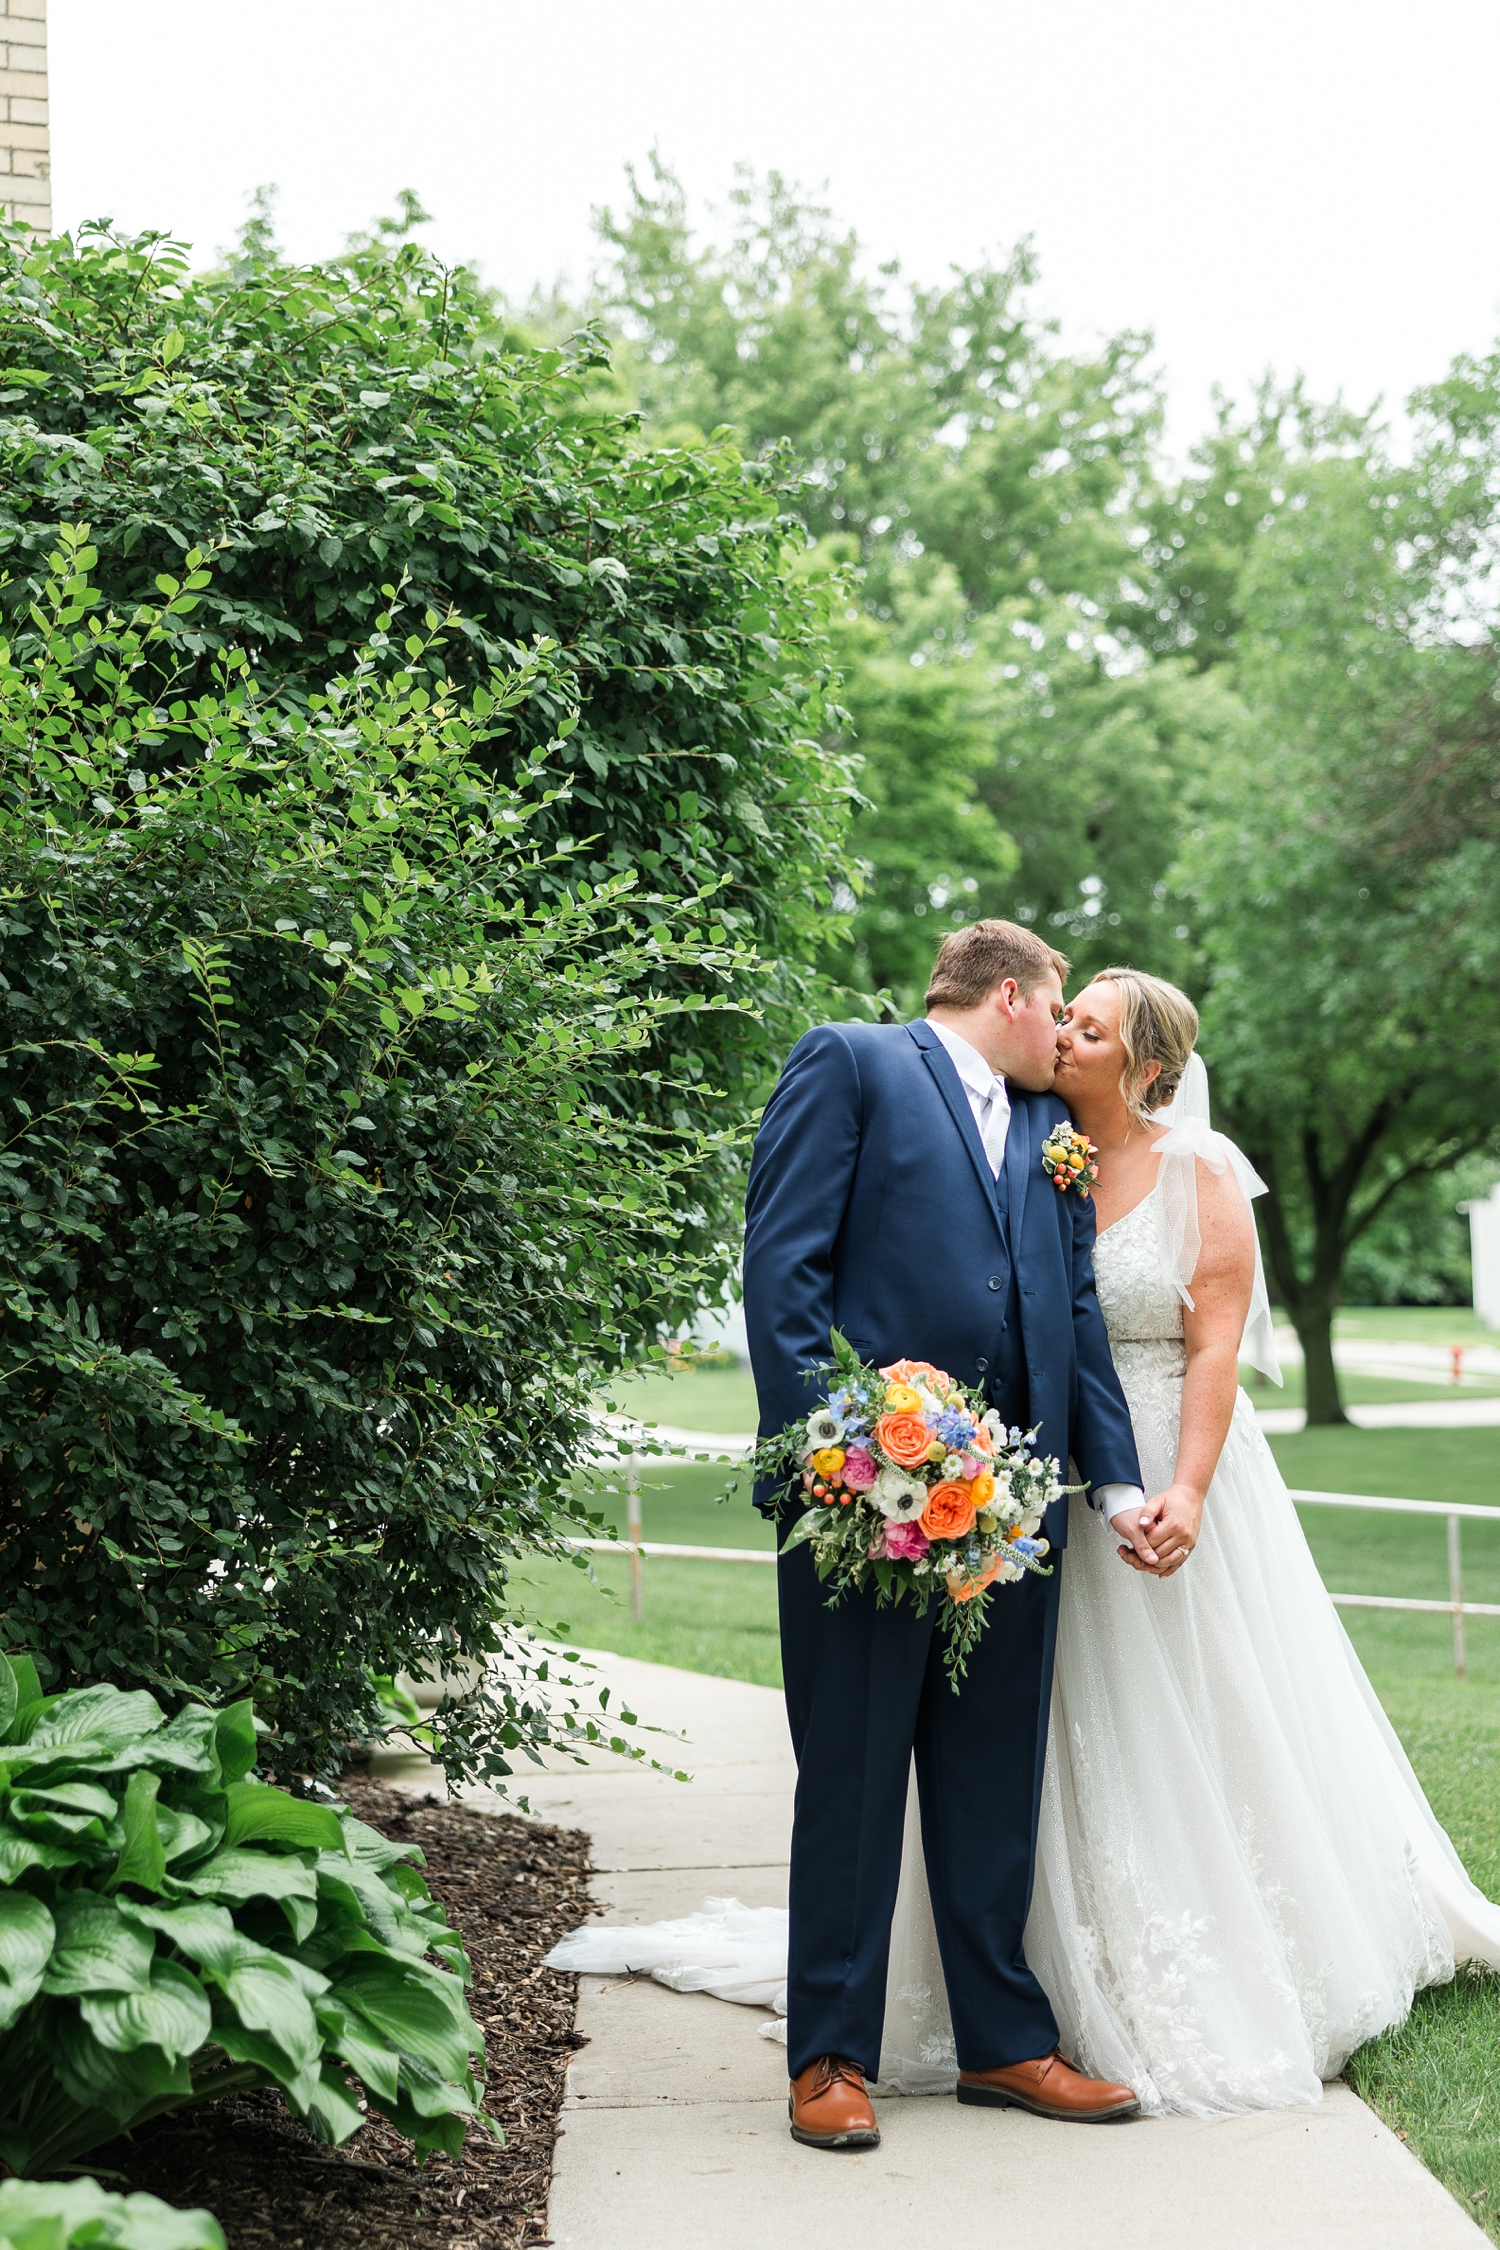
[872,1468,927,1522]
[804,1407,842,1454]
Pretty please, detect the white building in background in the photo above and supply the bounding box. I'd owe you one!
[0,0,47,235]
[1469,1183,1500,1329]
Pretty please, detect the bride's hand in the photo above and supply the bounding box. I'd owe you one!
[1109,1505,1163,1574]
[1138,1482,1204,1577]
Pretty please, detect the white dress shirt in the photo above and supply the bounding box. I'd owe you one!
[927,1020,1011,1175]
[926,1016,1143,1530]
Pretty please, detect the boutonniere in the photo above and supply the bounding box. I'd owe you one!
[1041,1123,1100,1199]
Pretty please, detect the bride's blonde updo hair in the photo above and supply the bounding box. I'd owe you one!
[1091,967,1200,1126]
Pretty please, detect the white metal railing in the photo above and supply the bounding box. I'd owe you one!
[565,1462,1500,1679]
[1287,1489,1500,1679]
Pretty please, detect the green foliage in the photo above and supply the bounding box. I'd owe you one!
[0,530,757,1777]
[0,2176,224,2250]
[0,219,855,1251]
[1184,442,1500,1418]
[0,1667,488,2178]
[588,163,1235,1003]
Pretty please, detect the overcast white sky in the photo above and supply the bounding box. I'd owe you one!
[52,0,1500,457]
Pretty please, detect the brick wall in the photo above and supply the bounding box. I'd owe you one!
[0,0,46,235]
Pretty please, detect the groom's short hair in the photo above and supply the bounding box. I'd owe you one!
[925,920,1070,1010]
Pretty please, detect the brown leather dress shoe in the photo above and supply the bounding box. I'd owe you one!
[957,2048,1139,2121]
[788,2055,881,2149]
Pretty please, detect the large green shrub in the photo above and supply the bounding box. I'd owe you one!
[0,2176,223,2249]
[0,1663,486,2177]
[0,532,750,1773]
[0,221,854,1253]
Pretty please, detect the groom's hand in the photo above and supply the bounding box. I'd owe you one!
[1109,1504,1162,1573]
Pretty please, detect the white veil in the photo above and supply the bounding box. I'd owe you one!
[1149,1053,1282,1386]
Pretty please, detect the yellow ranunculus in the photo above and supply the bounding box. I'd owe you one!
[811,1446,846,1479]
[884,1382,923,1412]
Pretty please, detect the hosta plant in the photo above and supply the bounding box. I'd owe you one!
[0,2177,224,2249]
[0,1660,491,2176]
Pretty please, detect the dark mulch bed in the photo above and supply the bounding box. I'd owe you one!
[93,1774,597,2250]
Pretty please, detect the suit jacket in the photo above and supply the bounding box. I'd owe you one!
[742,1018,1142,1545]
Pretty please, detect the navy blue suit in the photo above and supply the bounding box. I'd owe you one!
[743,1018,1141,2079]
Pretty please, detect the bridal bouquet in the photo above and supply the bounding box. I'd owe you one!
[755,1333,1068,1682]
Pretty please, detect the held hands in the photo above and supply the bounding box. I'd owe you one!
[1110,1482,1205,1578]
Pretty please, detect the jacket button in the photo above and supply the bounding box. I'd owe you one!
[975,1356,989,1373]
[987,1274,1004,1291]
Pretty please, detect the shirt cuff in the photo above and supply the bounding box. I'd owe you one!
[1092,1482,1145,1530]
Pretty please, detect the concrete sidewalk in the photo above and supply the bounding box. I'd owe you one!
[482,1650,1487,2250]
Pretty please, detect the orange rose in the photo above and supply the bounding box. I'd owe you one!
[947,1555,1003,1604]
[919,1481,977,1542]
[879,1358,952,1395]
[876,1411,935,1469]
[970,1425,995,1455]
[969,1471,996,1509]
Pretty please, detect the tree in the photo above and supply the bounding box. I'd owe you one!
[0,531,772,1779]
[0,221,855,1285]
[588,162,1228,999]
[1183,446,1500,1421]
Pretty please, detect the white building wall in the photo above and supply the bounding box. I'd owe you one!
[0,0,46,236]
[1470,1183,1500,1330]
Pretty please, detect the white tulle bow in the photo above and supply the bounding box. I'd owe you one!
[1149,1054,1282,1385]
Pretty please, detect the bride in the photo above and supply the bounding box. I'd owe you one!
[550,966,1500,2116]
[880,965,1500,2113]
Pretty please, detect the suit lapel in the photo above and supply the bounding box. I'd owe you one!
[1005,1092,1030,1258]
[906,1022,1006,1239]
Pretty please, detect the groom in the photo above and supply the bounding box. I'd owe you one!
[743,921,1145,2149]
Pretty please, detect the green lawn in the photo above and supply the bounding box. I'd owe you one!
[1333,1307,1497,1347]
[605,1333,1500,1440]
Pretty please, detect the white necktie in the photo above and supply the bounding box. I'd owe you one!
[976,1079,1009,1177]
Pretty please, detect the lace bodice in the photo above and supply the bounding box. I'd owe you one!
[1092,1191,1185,1368]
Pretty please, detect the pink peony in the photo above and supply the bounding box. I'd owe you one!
[882,1520,931,1562]
[841,1446,877,1490]
[958,1453,984,1480]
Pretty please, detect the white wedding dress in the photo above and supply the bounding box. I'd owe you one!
[548,1095,1500,2114]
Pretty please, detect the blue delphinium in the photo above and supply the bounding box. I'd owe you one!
[935,1404,978,1449]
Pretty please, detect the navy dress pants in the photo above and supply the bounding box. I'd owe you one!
[778,1534,1063,2081]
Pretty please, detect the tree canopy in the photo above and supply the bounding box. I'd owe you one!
[0,220,856,1278]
